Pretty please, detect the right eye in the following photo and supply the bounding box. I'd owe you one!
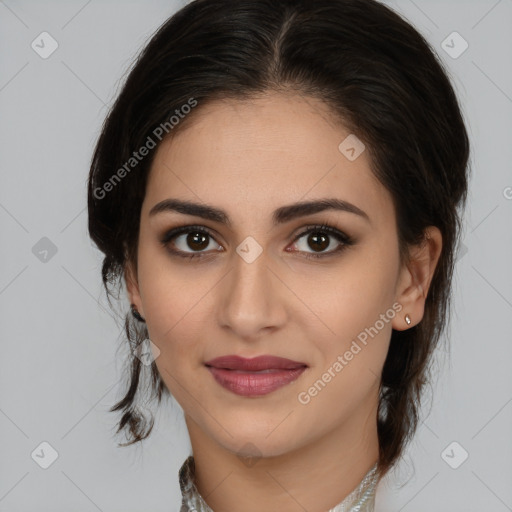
[160,225,224,260]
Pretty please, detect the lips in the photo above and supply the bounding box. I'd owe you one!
[204,355,308,397]
[204,355,308,371]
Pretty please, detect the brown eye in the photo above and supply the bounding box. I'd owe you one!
[306,232,330,252]
[185,231,210,251]
[290,224,354,259]
[160,225,223,259]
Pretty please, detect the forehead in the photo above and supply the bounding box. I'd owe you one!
[143,92,393,226]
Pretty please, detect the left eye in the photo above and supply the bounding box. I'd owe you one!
[289,224,354,259]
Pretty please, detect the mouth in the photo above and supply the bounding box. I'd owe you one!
[204,354,308,371]
[204,355,308,396]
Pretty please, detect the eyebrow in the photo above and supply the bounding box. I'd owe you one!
[148,198,370,226]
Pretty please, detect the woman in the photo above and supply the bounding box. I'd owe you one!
[87,0,470,510]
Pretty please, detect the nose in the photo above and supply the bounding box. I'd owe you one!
[217,247,288,341]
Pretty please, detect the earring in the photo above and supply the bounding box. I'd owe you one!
[131,303,146,323]
[405,314,411,326]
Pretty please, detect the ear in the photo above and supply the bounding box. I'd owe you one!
[392,226,443,331]
[125,260,145,318]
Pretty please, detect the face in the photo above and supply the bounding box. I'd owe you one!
[127,91,416,458]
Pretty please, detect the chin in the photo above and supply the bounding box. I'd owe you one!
[209,421,305,460]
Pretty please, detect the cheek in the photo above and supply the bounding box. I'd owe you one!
[293,265,396,431]
[292,245,399,340]
[134,244,200,363]
[140,269,209,406]
[141,275,209,356]
[289,243,399,398]
[136,232,205,332]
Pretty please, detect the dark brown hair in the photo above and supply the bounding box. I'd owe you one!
[87,0,470,476]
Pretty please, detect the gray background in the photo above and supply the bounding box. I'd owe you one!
[1,0,511,511]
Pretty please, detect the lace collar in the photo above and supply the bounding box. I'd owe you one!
[179,455,379,512]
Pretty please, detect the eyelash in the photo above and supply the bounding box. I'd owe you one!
[160,223,354,261]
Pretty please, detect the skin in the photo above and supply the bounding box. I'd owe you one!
[126,91,442,512]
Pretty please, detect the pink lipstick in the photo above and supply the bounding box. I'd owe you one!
[204,355,308,397]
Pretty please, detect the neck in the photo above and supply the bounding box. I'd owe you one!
[184,398,380,512]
